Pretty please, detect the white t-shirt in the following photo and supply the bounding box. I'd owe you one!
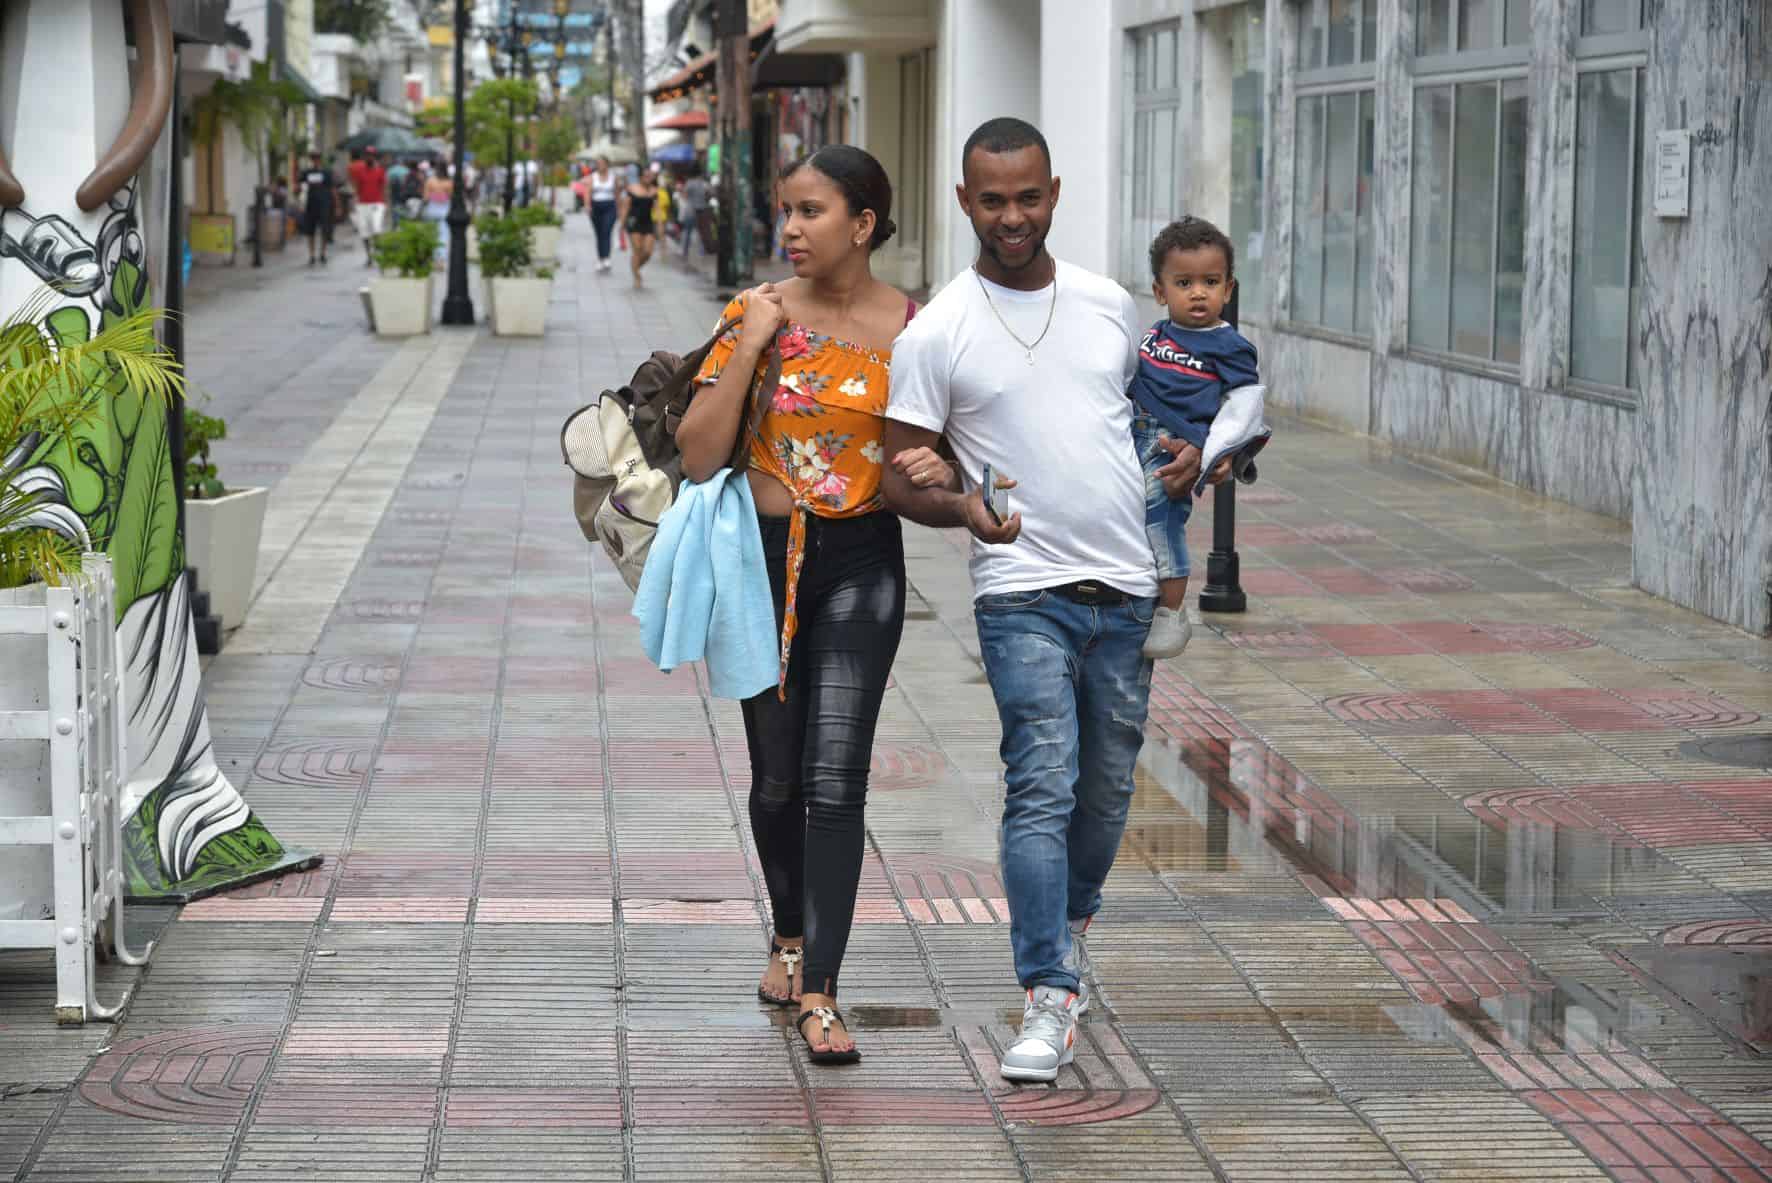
[887,260,1157,599]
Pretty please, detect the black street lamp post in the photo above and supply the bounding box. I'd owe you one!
[440,0,474,326]
[1197,282,1246,614]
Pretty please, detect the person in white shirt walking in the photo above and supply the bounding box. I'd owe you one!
[882,117,1159,1083]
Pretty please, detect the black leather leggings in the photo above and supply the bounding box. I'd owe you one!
[743,511,905,998]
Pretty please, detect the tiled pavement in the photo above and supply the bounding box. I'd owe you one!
[3,220,1771,1181]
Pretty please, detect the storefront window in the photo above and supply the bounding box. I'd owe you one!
[1301,0,1376,68]
[1123,21,1182,286]
[1419,0,1530,54]
[1582,0,1643,35]
[1292,90,1375,334]
[1570,69,1643,388]
[1408,79,1529,362]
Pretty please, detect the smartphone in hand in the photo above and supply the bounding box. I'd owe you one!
[980,464,1012,526]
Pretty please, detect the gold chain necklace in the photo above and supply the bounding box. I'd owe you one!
[974,263,1057,366]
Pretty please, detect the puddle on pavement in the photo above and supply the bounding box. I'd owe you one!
[1128,731,1768,1056]
[1612,944,1772,1052]
[1133,732,1681,918]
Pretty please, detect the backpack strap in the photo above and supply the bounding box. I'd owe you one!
[904,298,917,326]
[661,314,744,422]
[726,342,780,472]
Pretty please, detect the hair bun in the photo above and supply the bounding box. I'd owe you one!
[871,217,898,250]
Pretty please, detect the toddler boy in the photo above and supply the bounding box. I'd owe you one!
[1129,216,1258,658]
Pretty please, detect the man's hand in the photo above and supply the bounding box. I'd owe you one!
[1204,454,1234,486]
[1153,436,1203,499]
[963,474,1021,545]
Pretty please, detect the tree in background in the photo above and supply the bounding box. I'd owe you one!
[191,61,307,214]
[466,78,541,212]
[315,0,391,41]
[567,66,611,148]
[612,0,647,163]
[534,113,581,207]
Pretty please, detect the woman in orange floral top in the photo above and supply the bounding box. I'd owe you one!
[677,146,951,1066]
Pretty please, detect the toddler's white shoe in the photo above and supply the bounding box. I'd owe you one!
[1142,607,1192,659]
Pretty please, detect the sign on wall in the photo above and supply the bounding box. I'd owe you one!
[1653,129,1691,219]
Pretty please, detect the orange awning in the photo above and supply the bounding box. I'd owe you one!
[649,109,710,130]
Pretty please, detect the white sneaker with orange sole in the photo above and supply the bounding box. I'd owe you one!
[1000,985,1084,1082]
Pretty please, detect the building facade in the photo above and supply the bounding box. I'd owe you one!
[779,0,1770,634]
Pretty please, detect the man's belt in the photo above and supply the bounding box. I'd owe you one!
[1051,580,1133,606]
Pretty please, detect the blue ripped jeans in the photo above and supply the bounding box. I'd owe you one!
[974,588,1155,993]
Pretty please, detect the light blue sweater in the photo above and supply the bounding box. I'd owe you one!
[633,468,777,700]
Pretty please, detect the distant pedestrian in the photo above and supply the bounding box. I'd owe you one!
[422,164,453,262]
[585,156,618,273]
[617,168,659,289]
[348,147,389,266]
[299,150,335,265]
[681,169,712,257]
[883,118,1156,1083]
[385,157,413,224]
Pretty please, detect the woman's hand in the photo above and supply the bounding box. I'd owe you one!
[736,282,786,355]
[890,446,956,492]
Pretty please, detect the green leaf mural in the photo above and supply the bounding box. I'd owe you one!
[6,187,316,902]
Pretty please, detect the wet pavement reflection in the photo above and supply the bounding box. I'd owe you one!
[1129,730,1772,1060]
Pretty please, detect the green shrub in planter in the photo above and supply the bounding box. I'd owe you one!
[184,407,228,499]
[476,214,533,279]
[511,203,564,230]
[373,220,441,277]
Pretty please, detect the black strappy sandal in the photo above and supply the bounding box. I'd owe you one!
[757,938,803,1007]
[797,1006,861,1065]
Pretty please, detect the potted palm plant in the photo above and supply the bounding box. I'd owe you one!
[179,406,266,632]
[480,213,550,336]
[367,220,440,336]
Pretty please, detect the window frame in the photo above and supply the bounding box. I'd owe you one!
[1288,0,1378,341]
[1121,19,1184,288]
[1565,43,1649,404]
[1405,25,1530,370]
[1296,0,1379,70]
[1415,0,1532,57]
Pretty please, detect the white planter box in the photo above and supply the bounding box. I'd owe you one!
[491,276,549,336]
[369,275,433,337]
[0,556,148,1023]
[184,487,268,630]
[529,224,562,263]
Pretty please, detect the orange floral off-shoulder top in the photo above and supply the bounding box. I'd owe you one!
[694,294,899,696]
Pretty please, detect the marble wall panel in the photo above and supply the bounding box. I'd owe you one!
[1633,0,1772,633]
[1247,325,1373,433]
[1369,354,1633,520]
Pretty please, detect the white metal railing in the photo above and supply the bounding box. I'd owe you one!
[0,554,151,1023]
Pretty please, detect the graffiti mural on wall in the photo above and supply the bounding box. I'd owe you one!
[0,0,315,899]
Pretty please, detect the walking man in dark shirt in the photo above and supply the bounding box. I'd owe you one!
[300,151,336,265]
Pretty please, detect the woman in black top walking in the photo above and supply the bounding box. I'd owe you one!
[617,167,659,289]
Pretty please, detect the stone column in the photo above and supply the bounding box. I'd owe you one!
[1518,0,1577,393]
[1632,0,1772,633]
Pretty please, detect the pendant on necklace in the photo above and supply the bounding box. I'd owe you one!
[1024,349,1035,366]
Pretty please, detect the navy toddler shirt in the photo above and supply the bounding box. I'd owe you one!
[1128,320,1260,449]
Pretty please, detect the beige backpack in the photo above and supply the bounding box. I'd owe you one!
[561,316,777,590]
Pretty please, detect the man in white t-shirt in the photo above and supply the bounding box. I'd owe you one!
[882,117,1157,1084]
